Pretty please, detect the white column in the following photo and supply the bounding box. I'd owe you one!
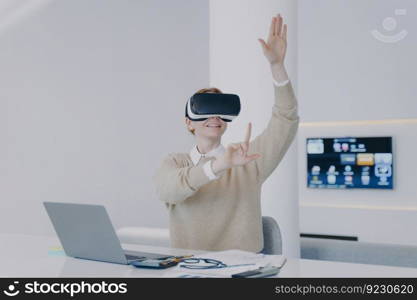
[209,0,300,257]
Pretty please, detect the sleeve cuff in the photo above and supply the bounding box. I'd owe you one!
[203,160,219,180]
[272,78,290,87]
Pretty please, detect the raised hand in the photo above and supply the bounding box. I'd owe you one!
[212,123,261,175]
[258,14,287,66]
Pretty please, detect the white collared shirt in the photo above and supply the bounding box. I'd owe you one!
[190,144,225,180]
[273,78,289,87]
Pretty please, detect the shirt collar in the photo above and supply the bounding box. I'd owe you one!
[189,144,225,165]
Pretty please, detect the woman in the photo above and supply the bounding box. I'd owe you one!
[154,14,299,252]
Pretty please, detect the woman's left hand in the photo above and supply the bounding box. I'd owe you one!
[258,14,287,67]
[211,123,260,175]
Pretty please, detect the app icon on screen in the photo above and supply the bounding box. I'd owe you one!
[378,176,389,186]
[333,143,341,152]
[307,139,324,154]
[375,164,392,177]
[327,175,336,184]
[361,175,370,185]
[340,154,356,165]
[312,165,320,175]
[344,175,353,183]
[357,153,374,166]
[375,153,392,165]
[343,165,354,176]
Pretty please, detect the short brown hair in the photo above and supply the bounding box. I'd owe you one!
[187,87,223,135]
[194,87,223,94]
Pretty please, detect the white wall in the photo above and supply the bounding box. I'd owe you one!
[298,0,416,122]
[0,0,209,235]
[297,0,417,245]
[210,0,300,257]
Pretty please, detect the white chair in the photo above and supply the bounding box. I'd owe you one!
[260,216,283,255]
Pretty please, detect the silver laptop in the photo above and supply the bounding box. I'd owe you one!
[43,201,172,264]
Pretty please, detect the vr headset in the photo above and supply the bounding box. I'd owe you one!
[185,93,241,122]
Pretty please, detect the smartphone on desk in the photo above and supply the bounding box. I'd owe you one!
[131,258,178,269]
[231,266,280,278]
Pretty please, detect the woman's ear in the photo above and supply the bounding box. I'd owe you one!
[185,118,194,133]
[185,118,191,128]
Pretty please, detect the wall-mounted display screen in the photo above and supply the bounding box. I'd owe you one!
[307,137,393,189]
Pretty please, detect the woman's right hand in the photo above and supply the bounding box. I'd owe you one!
[212,123,261,175]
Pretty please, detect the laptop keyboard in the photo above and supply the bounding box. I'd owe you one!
[125,254,145,261]
[124,251,173,261]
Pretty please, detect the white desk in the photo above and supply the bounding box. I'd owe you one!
[2,233,417,277]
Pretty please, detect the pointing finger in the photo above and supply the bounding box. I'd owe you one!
[244,122,252,144]
[239,144,244,156]
[241,142,248,157]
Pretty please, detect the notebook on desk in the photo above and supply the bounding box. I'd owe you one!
[163,249,287,278]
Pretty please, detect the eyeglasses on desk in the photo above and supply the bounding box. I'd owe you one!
[179,258,254,270]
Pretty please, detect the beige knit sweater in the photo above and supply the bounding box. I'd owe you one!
[154,82,299,252]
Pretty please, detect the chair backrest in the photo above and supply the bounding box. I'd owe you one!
[261,216,282,255]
